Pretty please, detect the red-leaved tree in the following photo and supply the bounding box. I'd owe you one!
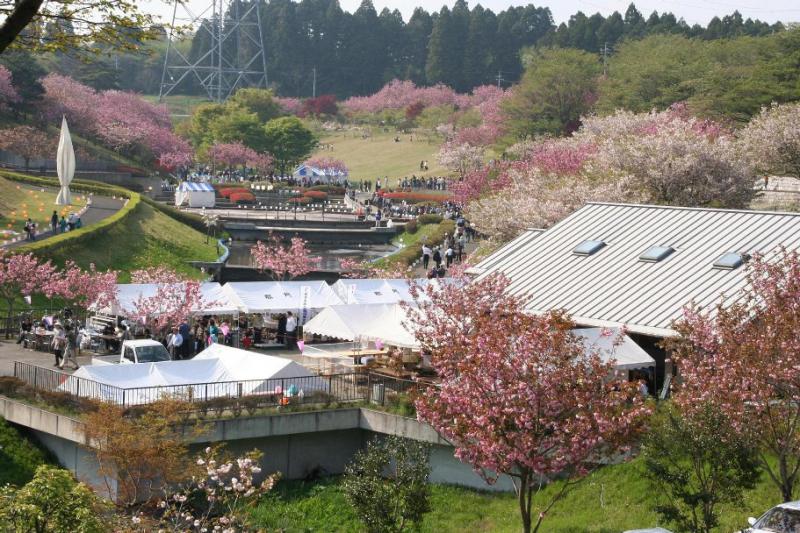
[250,234,319,281]
[671,249,800,502]
[407,274,650,533]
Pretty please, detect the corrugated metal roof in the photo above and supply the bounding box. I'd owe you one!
[466,229,544,275]
[476,203,800,338]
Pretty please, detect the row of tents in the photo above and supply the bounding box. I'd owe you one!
[94,279,450,317]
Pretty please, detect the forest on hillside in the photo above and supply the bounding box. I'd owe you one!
[15,0,783,99]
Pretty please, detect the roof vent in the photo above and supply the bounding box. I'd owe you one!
[713,252,749,270]
[573,240,606,256]
[640,246,674,263]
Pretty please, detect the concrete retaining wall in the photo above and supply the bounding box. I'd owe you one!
[1,399,516,493]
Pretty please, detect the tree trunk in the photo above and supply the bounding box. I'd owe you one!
[780,454,794,502]
[516,471,532,533]
[0,0,46,55]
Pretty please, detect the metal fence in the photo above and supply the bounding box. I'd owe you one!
[12,361,424,410]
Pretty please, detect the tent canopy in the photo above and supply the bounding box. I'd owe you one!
[303,303,419,349]
[574,328,655,371]
[293,164,348,181]
[222,280,343,314]
[64,347,323,404]
[175,182,215,208]
[332,278,452,305]
[94,282,239,316]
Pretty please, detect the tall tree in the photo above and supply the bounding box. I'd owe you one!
[262,116,317,175]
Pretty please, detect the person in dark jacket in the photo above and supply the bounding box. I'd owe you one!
[432,247,442,269]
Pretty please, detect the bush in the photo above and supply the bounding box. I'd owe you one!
[378,191,450,203]
[229,191,256,204]
[0,416,53,487]
[303,190,328,201]
[289,196,312,205]
[404,219,418,234]
[219,187,250,198]
[417,214,443,225]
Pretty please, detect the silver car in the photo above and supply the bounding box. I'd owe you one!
[744,501,800,533]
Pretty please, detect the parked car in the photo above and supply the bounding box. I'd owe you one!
[623,529,673,533]
[742,501,800,533]
[91,339,172,366]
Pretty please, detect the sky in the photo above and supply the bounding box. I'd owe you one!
[141,0,800,26]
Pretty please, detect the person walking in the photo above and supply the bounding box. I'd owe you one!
[432,247,442,269]
[52,323,66,367]
[421,244,432,270]
[445,246,455,268]
[50,211,58,234]
[59,216,67,234]
[178,319,191,358]
[61,324,79,369]
[285,311,297,350]
[167,326,183,360]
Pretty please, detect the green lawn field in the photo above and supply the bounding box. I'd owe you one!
[250,455,780,532]
[0,176,87,242]
[313,130,449,187]
[40,200,217,279]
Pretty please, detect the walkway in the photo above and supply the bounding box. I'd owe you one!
[3,195,124,249]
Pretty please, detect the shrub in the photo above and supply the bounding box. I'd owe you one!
[0,416,53,487]
[219,187,250,198]
[229,191,256,204]
[289,196,312,205]
[303,190,328,201]
[417,214,443,225]
[404,219,418,234]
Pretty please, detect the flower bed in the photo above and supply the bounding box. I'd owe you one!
[219,187,251,198]
[303,190,328,201]
[229,192,256,204]
[289,196,312,205]
[378,191,450,203]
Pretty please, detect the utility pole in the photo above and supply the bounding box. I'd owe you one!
[600,42,612,76]
[312,67,317,98]
[495,71,505,88]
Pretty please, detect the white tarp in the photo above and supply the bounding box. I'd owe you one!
[222,281,343,314]
[94,282,239,316]
[55,116,75,206]
[303,303,420,349]
[61,346,326,404]
[175,182,215,208]
[574,328,655,371]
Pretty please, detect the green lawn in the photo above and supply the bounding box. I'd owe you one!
[40,200,218,279]
[314,130,449,187]
[0,176,87,241]
[250,456,782,532]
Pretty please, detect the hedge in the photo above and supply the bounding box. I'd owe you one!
[417,214,443,225]
[219,187,250,198]
[303,190,328,201]
[230,192,256,204]
[140,196,206,233]
[307,185,346,194]
[1,170,141,256]
[385,220,456,267]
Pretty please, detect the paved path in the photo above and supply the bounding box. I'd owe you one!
[3,194,124,249]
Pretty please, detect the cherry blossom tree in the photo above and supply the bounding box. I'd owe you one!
[437,141,484,178]
[406,274,650,533]
[304,156,348,176]
[49,261,118,313]
[0,64,20,109]
[671,249,800,503]
[205,141,272,174]
[0,251,57,337]
[338,257,412,279]
[250,234,319,281]
[739,102,800,178]
[0,126,54,170]
[275,96,303,116]
[129,267,206,335]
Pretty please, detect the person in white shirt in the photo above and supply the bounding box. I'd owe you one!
[421,244,432,270]
[167,327,183,360]
[285,312,298,350]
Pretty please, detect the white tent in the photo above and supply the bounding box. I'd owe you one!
[574,328,655,371]
[61,346,325,404]
[94,282,239,317]
[222,281,343,314]
[55,116,74,206]
[303,303,419,349]
[175,182,215,208]
[332,278,446,305]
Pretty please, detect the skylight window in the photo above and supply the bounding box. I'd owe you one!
[713,252,749,270]
[639,246,674,263]
[573,240,606,256]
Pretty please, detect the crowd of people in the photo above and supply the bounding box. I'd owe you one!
[399,175,448,190]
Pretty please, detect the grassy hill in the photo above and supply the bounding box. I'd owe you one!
[313,130,449,187]
[40,199,218,280]
[251,455,779,532]
[0,176,87,240]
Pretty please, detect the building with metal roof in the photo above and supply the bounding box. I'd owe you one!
[475,202,800,339]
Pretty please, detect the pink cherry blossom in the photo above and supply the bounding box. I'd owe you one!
[250,235,319,281]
